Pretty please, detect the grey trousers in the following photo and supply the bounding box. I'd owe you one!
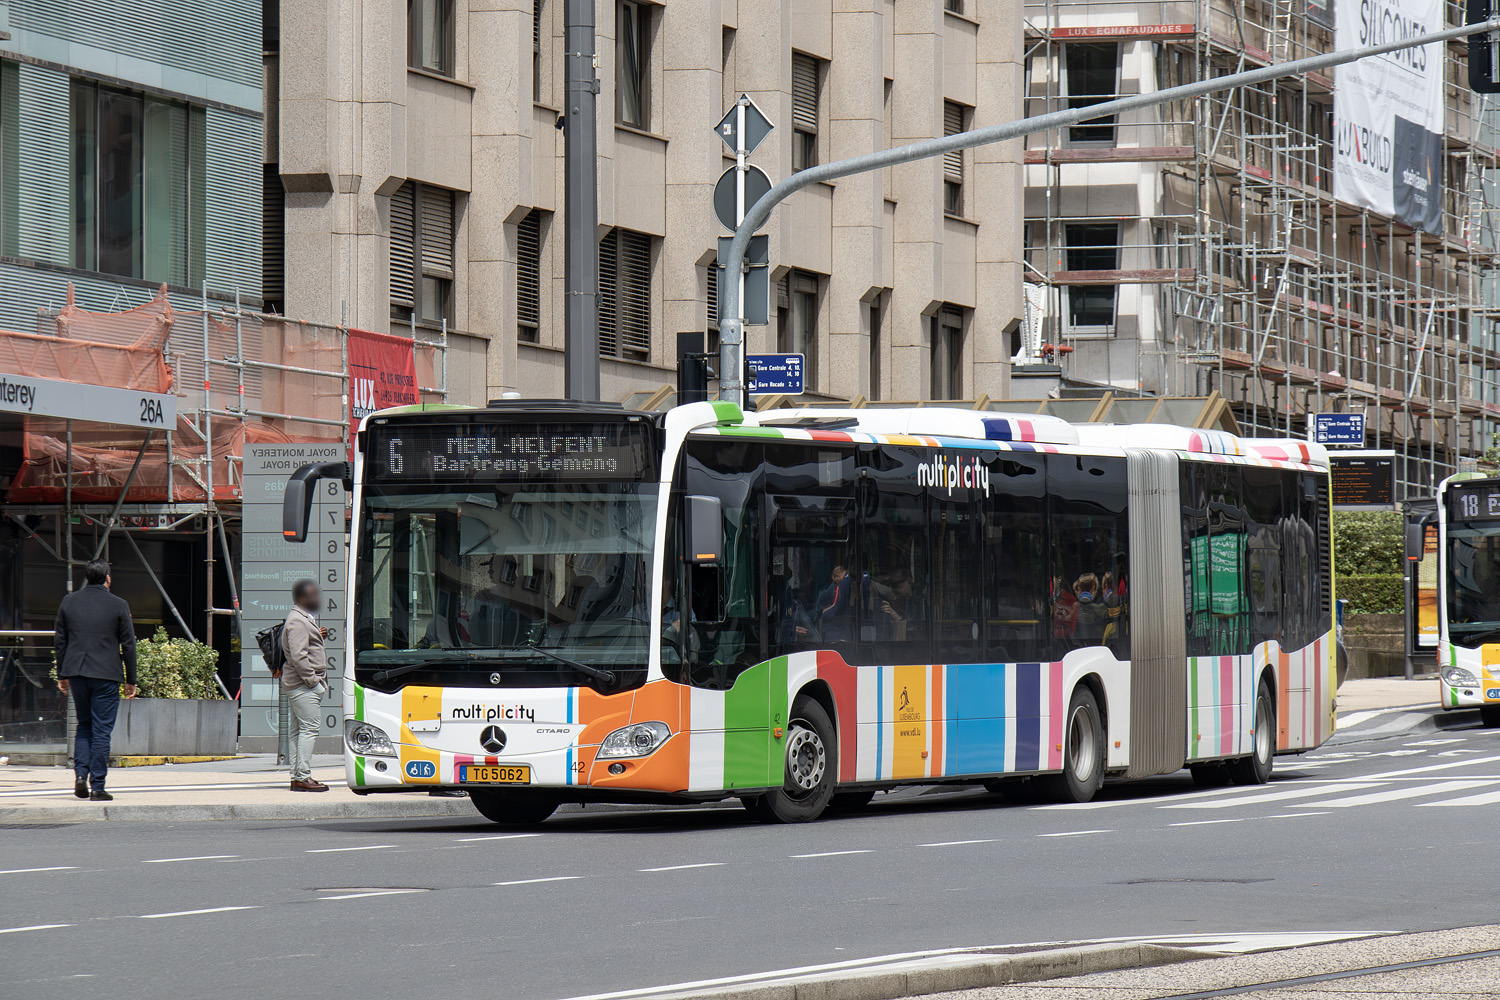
[286,685,323,781]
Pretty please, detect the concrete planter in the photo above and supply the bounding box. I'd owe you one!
[111,698,237,756]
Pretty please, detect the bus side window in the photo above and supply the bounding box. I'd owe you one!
[1047,454,1129,658]
[984,454,1048,664]
[1243,465,1286,648]
[853,447,930,667]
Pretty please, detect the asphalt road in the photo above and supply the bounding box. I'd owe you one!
[4,711,1499,1000]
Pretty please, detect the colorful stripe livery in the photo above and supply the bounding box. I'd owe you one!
[1185,635,1333,761]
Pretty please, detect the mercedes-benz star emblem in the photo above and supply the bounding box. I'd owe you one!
[489,672,502,685]
[479,725,507,754]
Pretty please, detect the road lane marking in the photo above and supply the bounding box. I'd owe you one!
[1299,779,1496,808]
[455,833,542,842]
[143,855,238,864]
[1037,830,1110,837]
[0,780,347,798]
[790,850,873,858]
[918,839,998,847]
[305,845,397,854]
[0,867,78,874]
[1356,754,1500,781]
[1268,811,1330,817]
[1160,783,1383,810]
[0,924,72,935]
[1417,788,1500,807]
[319,889,426,900]
[1169,818,1248,827]
[1034,785,1255,810]
[138,906,258,919]
[638,863,725,872]
[493,876,582,886]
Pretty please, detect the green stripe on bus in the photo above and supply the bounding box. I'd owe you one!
[721,657,787,789]
[355,756,365,786]
[709,401,743,424]
[715,426,788,439]
[1188,658,1199,760]
[354,683,364,722]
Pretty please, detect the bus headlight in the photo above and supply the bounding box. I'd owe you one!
[345,720,397,757]
[1442,666,1479,688]
[597,722,671,758]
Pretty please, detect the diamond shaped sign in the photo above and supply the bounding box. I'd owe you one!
[715,95,774,156]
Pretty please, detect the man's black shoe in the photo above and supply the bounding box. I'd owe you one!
[75,778,89,799]
[89,789,113,801]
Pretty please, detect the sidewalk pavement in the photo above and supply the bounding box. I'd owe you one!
[0,677,1447,825]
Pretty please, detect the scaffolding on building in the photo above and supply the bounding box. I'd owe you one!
[1021,0,1500,498]
[0,284,448,659]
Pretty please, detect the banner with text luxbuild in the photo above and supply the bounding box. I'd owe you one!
[348,328,419,457]
[1333,0,1444,234]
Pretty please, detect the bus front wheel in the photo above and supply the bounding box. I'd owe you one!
[468,790,559,826]
[1481,706,1500,728]
[1228,680,1276,785]
[1041,687,1105,804]
[747,696,838,823]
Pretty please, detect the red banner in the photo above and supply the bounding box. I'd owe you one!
[348,328,419,455]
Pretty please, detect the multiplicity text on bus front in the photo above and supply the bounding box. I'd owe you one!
[283,399,1340,825]
[1432,473,1500,728]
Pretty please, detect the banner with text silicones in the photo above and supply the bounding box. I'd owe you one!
[1333,0,1444,234]
[348,329,419,456]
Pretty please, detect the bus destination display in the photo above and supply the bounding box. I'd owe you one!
[370,423,651,481]
[1329,453,1394,508]
[1448,483,1500,521]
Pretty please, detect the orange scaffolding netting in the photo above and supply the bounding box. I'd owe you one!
[4,285,351,504]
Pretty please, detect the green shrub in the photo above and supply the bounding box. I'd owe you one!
[1332,510,1403,577]
[51,626,223,699]
[1336,573,1405,614]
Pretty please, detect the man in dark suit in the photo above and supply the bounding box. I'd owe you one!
[55,559,137,801]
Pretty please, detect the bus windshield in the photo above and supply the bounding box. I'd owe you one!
[1446,523,1500,647]
[354,482,658,687]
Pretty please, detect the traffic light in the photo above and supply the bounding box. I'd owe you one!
[1470,0,1500,93]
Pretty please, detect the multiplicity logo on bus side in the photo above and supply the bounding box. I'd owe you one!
[450,703,537,723]
[916,454,991,497]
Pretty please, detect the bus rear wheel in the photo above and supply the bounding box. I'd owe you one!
[468,790,559,826]
[1481,705,1500,728]
[747,696,837,823]
[1228,680,1276,785]
[1040,688,1105,804]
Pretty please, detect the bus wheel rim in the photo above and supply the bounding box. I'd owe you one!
[1255,694,1271,763]
[785,723,826,794]
[1068,706,1096,782]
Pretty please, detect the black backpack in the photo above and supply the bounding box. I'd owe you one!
[255,623,287,678]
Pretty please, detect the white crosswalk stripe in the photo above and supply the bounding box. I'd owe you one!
[1416,787,1500,807]
[1289,779,1497,809]
[1159,782,1384,811]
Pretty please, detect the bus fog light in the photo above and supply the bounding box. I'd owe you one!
[374,760,388,772]
[345,720,397,757]
[598,722,671,758]
[1442,666,1478,687]
[608,762,626,775]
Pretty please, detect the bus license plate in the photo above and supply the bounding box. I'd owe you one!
[459,765,531,784]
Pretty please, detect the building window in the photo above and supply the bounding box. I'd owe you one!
[408,0,455,76]
[1064,222,1119,331]
[390,180,456,326]
[71,80,205,286]
[533,0,544,101]
[706,257,720,355]
[945,0,964,11]
[1063,43,1119,144]
[791,53,823,171]
[778,269,820,382]
[869,293,883,401]
[943,100,969,215]
[517,209,544,343]
[263,164,284,314]
[599,227,653,359]
[930,305,965,399]
[616,0,650,128]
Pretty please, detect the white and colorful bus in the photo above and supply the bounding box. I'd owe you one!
[1433,473,1500,726]
[283,400,1337,824]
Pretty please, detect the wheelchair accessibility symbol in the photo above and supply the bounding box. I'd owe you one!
[405,760,436,778]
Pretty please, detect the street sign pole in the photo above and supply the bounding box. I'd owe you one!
[735,98,747,343]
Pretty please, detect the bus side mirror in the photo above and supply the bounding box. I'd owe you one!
[283,461,352,542]
[686,495,722,565]
[1405,513,1433,563]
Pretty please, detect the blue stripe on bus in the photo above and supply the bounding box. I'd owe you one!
[875,666,884,780]
[945,664,1006,776]
[1015,663,1042,771]
[566,690,575,785]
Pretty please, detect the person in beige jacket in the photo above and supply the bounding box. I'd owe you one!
[281,580,329,792]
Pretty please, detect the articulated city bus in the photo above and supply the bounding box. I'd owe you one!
[1433,473,1500,727]
[283,400,1337,824]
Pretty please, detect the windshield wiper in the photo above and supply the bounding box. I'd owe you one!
[1453,626,1500,646]
[370,656,490,684]
[525,642,617,686]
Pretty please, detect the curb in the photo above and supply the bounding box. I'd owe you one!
[0,796,479,824]
[114,755,245,767]
[641,943,1205,1000]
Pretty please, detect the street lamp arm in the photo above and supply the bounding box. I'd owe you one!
[717,16,1499,405]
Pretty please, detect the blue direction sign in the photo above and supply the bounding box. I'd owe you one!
[1310,412,1365,447]
[747,353,805,395]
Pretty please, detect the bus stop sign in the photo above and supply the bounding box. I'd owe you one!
[747,354,805,394]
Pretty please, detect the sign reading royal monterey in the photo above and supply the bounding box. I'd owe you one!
[0,372,176,428]
[1333,0,1444,233]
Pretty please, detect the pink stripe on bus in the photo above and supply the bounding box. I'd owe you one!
[1219,656,1234,757]
[1048,661,1065,770]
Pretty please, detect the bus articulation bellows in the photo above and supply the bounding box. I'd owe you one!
[284,399,1339,824]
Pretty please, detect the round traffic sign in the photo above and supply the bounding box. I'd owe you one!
[713,165,773,232]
